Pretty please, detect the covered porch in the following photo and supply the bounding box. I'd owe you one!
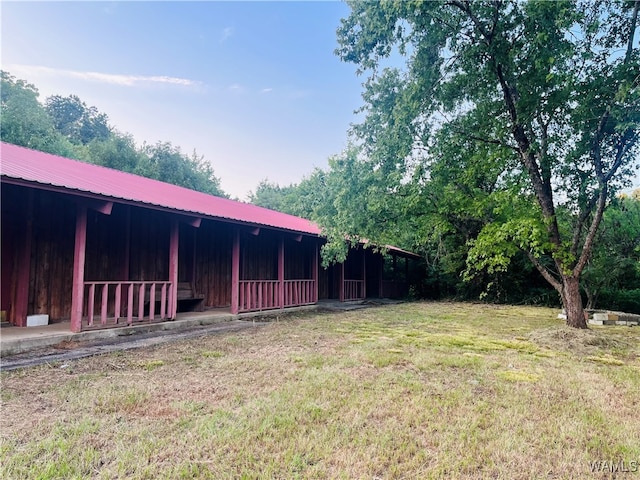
[1,183,322,333]
[319,245,422,302]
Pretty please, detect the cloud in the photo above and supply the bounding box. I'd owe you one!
[219,27,234,44]
[5,64,201,88]
[228,84,244,93]
[261,88,273,94]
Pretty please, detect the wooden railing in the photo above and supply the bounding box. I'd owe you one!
[284,280,316,307]
[83,281,173,329]
[238,279,317,312]
[239,280,280,312]
[343,279,365,301]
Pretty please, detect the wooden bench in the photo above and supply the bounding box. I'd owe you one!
[176,282,205,312]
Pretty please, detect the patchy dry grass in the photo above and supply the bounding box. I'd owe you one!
[1,302,639,479]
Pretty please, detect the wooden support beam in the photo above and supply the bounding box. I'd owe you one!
[313,242,319,303]
[379,254,384,299]
[13,191,34,327]
[278,238,285,309]
[293,234,303,242]
[362,248,366,299]
[339,261,345,302]
[169,220,179,319]
[231,230,240,314]
[192,228,198,287]
[122,206,131,280]
[70,204,88,333]
[405,256,409,285]
[182,216,202,228]
[250,227,260,236]
[83,199,113,215]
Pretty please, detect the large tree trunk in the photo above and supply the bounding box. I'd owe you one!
[561,276,588,329]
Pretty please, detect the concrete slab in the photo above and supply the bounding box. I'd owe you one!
[593,312,620,321]
[1,305,318,358]
[0,320,263,371]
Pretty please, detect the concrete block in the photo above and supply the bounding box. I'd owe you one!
[26,314,49,327]
[593,312,619,321]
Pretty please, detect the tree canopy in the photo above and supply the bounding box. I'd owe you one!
[1,71,226,198]
[333,0,639,327]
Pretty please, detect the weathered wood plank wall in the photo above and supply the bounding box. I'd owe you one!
[241,231,278,281]
[0,186,77,322]
[194,220,233,308]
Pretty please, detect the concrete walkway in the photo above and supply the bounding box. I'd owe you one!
[1,309,232,357]
[0,305,319,359]
[0,319,264,371]
[0,300,399,370]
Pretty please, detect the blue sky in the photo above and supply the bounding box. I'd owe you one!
[3,2,638,198]
[2,1,363,199]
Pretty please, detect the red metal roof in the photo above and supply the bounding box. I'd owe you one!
[0,142,321,236]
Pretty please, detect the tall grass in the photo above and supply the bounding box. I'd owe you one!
[2,302,639,479]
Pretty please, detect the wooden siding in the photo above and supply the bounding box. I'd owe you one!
[84,204,129,282]
[365,249,382,298]
[344,247,365,281]
[284,237,314,280]
[194,220,233,308]
[240,230,278,281]
[0,185,76,323]
[128,208,170,282]
[2,181,418,328]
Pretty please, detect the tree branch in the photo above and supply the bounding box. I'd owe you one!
[524,250,562,292]
[625,0,639,64]
[574,186,608,276]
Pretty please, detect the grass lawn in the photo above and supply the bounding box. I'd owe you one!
[1,302,639,479]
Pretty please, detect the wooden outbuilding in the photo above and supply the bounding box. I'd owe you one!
[1,142,422,332]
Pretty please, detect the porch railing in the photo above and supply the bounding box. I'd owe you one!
[239,280,280,312]
[238,279,317,313]
[284,279,316,307]
[83,281,173,329]
[343,279,365,301]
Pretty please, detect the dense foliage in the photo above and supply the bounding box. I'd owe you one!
[251,1,640,317]
[331,0,639,326]
[1,71,226,197]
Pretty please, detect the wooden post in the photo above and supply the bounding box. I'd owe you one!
[231,230,240,314]
[405,256,409,296]
[70,204,88,333]
[120,206,131,320]
[122,206,131,280]
[192,228,197,288]
[362,248,366,299]
[339,260,345,302]
[379,254,384,299]
[13,191,34,327]
[312,242,319,303]
[278,238,285,308]
[169,220,179,319]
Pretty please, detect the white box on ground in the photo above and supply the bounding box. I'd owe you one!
[26,314,49,327]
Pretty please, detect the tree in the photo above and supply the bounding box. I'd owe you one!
[249,180,301,214]
[0,71,75,156]
[141,142,227,197]
[80,132,144,173]
[45,95,110,145]
[581,190,640,310]
[249,169,334,221]
[336,0,640,328]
